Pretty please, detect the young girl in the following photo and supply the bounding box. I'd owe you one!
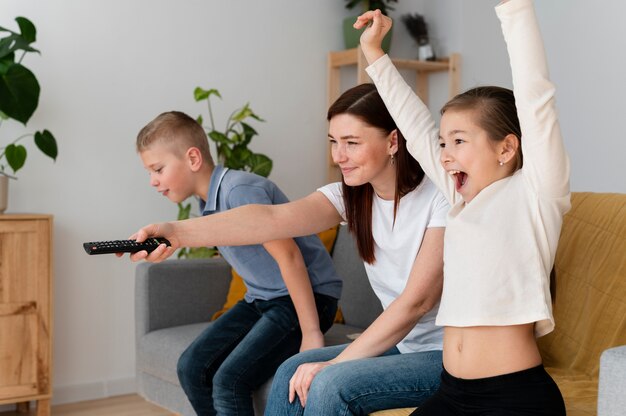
[356,0,569,414]
[129,83,450,414]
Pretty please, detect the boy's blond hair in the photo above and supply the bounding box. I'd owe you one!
[136,111,214,165]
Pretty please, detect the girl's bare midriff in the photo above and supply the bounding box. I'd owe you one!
[443,323,542,379]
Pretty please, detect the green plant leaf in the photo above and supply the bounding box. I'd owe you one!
[231,104,252,122]
[6,143,27,173]
[184,246,218,259]
[0,34,39,60]
[230,132,242,144]
[194,87,221,102]
[218,144,232,161]
[240,122,258,146]
[232,104,265,123]
[177,202,192,221]
[196,114,203,125]
[208,130,230,145]
[34,129,58,160]
[0,39,15,60]
[344,0,361,10]
[0,62,40,124]
[0,54,15,72]
[15,17,36,44]
[248,153,273,177]
[231,145,252,163]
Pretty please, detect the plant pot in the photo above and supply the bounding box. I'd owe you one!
[0,175,8,214]
[342,15,392,53]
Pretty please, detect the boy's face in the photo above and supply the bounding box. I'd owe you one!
[139,143,196,203]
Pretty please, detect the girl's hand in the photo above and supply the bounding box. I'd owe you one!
[288,360,334,407]
[354,9,392,64]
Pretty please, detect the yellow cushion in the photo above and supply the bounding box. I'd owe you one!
[211,226,342,321]
[537,192,626,415]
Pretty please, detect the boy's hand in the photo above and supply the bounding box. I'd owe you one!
[116,222,178,262]
[354,9,392,64]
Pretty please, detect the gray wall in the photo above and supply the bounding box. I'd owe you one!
[1,0,623,406]
[420,0,626,193]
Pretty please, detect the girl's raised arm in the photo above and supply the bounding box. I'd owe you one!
[358,11,458,204]
[497,0,570,198]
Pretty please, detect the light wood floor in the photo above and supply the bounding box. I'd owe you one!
[0,395,175,416]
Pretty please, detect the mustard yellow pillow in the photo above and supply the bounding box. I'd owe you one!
[211,226,342,321]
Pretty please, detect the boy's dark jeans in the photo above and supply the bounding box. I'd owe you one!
[176,293,337,416]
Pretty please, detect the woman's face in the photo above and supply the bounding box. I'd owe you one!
[328,114,397,197]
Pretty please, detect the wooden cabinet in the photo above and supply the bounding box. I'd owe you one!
[0,215,53,416]
[326,46,461,182]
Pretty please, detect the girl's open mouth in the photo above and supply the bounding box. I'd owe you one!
[449,170,467,192]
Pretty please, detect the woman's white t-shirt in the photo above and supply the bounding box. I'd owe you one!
[318,177,449,353]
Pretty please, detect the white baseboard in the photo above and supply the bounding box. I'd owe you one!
[52,376,137,405]
[0,376,137,411]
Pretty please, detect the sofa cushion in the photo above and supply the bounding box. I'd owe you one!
[137,322,208,385]
[137,319,367,390]
[538,192,626,415]
[332,225,383,329]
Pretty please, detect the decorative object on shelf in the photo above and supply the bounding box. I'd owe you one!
[0,16,59,213]
[177,87,273,259]
[401,12,436,61]
[343,0,398,52]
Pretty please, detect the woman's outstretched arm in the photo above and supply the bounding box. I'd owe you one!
[126,191,343,262]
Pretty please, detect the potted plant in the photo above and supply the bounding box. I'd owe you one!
[342,0,398,52]
[0,17,59,213]
[177,87,272,259]
[401,13,436,61]
[193,87,271,177]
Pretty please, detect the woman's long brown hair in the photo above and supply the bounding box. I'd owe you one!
[328,83,425,264]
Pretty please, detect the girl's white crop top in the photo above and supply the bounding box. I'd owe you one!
[365,0,570,337]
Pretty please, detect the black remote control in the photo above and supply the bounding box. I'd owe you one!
[83,237,171,255]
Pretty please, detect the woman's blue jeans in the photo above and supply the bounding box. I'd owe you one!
[177,294,337,416]
[264,344,442,416]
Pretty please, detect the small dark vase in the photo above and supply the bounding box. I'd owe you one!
[342,15,392,53]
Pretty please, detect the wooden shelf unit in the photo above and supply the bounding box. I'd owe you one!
[326,46,461,182]
[0,214,53,416]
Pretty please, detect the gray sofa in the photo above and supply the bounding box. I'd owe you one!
[136,194,626,416]
[135,225,383,415]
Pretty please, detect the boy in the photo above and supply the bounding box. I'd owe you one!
[134,111,342,415]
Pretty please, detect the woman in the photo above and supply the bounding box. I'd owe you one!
[129,83,449,415]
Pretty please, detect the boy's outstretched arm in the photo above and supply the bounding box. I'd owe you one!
[263,239,325,352]
[354,9,392,64]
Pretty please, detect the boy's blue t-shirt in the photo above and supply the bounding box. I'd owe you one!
[199,165,342,302]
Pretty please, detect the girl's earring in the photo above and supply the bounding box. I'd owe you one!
[390,154,395,165]
[498,160,504,166]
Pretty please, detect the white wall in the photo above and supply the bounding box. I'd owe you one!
[2,0,350,405]
[424,0,626,193]
[1,0,623,406]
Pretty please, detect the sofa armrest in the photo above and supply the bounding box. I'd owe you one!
[135,258,232,338]
[598,345,626,416]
